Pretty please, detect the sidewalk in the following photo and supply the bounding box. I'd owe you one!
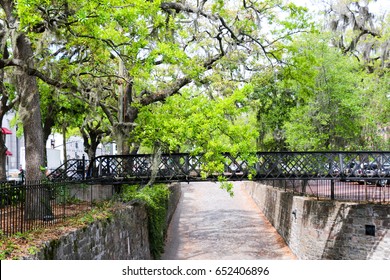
[161,181,296,260]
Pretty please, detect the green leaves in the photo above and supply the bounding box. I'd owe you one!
[120,183,169,259]
[14,0,387,160]
[16,0,45,29]
[133,85,257,156]
[277,31,388,151]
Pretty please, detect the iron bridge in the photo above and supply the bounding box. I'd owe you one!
[48,151,390,185]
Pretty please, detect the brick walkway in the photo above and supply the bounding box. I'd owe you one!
[161,182,296,260]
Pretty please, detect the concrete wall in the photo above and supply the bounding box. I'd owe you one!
[244,181,390,260]
[167,183,181,227]
[23,183,181,260]
[68,184,115,202]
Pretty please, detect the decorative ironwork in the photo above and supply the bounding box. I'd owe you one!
[0,180,94,236]
[47,158,89,181]
[82,152,390,184]
[3,152,387,237]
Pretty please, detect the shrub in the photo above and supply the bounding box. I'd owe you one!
[120,184,170,259]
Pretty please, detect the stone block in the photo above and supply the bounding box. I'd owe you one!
[244,181,390,260]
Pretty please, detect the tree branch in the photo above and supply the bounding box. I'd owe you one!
[0,57,81,92]
[99,101,117,126]
[139,51,224,106]
[160,2,218,21]
[139,76,192,106]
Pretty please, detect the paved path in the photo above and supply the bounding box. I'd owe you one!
[161,182,296,260]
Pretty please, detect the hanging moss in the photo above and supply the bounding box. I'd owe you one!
[120,184,170,259]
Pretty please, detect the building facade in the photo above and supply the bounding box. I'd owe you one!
[2,112,116,174]
[2,112,23,171]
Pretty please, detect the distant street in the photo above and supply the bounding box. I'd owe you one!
[162,182,296,260]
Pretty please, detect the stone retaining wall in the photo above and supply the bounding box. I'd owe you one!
[244,181,390,260]
[25,202,151,260]
[23,183,181,260]
[167,183,181,226]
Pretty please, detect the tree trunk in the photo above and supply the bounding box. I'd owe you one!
[42,102,56,167]
[0,26,11,181]
[0,0,81,220]
[0,134,7,181]
[62,124,67,168]
[81,121,105,177]
[0,112,7,181]
[83,131,101,161]
[116,132,131,155]
[116,72,133,155]
[14,34,45,181]
[13,32,52,220]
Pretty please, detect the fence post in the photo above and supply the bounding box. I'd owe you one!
[302,179,308,195]
[331,179,335,200]
[185,154,189,174]
[82,154,86,180]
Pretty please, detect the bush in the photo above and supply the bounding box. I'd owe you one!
[0,183,25,207]
[120,184,170,259]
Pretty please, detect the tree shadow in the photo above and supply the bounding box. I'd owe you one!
[320,204,390,259]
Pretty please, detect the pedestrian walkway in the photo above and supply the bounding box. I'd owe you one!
[161,182,296,260]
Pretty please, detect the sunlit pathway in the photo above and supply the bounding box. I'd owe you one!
[161,182,296,260]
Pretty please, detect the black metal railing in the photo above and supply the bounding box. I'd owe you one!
[265,179,390,204]
[2,151,390,236]
[47,157,89,182]
[85,151,390,183]
[0,180,101,237]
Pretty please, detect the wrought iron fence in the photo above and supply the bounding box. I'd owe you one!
[0,180,101,237]
[265,179,390,204]
[47,157,90,182]
[3,151,389,236]
[86,151,390,183]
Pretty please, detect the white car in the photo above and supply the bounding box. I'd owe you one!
[6,169,23,182]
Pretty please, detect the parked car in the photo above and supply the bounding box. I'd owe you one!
[378,162,390,176]
[352,162,390,186]
[353,162,365,178]
[340,160,360,181]
[6,168,23,182]
[363,162,378,177]
[343,161,358,176]
[324,162,340,177]
[377,162,390,186]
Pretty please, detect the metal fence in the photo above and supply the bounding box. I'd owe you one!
[266,179,390,204]
[84,151,390,183]
[47,158,90,182]
[2,153,390,236]
[0,180,106,237]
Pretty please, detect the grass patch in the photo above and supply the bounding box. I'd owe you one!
[0,201,117,260]
[0,184,171,260]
